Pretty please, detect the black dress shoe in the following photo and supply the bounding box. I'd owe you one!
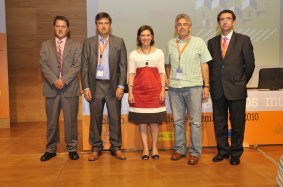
[40,152,56,161]
[212,154,229,162]
[152,154,160,160]
[230,157,240,165]
[141,155,149,160]
[69,152,79,160]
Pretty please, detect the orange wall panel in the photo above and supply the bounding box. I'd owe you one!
[0,33,10,127]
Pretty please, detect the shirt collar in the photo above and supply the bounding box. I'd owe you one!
[98,35,109,44]
[221,31,233,40]
[176,36,191,43]
[55,37,67,44]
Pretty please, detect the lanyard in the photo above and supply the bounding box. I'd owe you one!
[98,38,109,65]
[176,37,191,67]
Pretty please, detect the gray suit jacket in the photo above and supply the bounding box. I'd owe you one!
[81,35,127,97]
[40,38,81,97]
[208,32,255,100]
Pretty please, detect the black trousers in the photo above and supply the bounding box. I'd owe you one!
[212,95,246,158]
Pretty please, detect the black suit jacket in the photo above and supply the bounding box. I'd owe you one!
[208,32,255,100]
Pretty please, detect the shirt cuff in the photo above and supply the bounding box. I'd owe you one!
[118,85,124,89]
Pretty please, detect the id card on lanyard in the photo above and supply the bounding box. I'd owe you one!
[176,67,183,79]
[175,38,190,80]
[96,38,108,78]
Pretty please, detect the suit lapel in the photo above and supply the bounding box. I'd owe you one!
[51,39,58,61]
[109,35,115,75]
[61,39,72,75]
[49,38,59,76]
[216,35,223,61]
[223,32,236,59]
[62,38,71,62]
[93,36,98,67]
[50,39,60,76]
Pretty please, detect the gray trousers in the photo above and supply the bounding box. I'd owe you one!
[45,94,78,153]
[89,80,122,153]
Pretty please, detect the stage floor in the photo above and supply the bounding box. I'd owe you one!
[0,122,281,186]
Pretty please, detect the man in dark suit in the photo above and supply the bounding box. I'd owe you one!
[208,10,255,165]
[81,12,127,161]
[40,16,81,161]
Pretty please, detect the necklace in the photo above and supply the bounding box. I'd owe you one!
[141,46,151,66]
[141,46,151,55]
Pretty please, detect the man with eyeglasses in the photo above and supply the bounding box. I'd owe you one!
[165,13,212,165]
[208,9,255,165]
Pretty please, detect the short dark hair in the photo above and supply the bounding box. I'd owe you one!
[136,25,155,47]
[53,16,70,27]
[95,12,112,25]
[217,9,236,22]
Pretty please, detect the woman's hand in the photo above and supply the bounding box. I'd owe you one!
[160,89,165,103]
[128,93,135,103]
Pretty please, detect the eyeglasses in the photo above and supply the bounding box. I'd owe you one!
[219,17,233,22]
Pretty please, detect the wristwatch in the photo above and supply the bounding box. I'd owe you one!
[203,85,210,88]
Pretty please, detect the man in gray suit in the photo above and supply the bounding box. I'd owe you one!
[208,10,255,165]
[81,12,127,161]
[40,16,81,161]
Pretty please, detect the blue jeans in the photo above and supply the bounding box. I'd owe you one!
[168,86,203,157]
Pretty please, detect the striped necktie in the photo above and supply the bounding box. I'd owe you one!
[221,36,228,58]
[57,40,63,78]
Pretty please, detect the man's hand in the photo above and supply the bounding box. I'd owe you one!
[116,87,124,100]
[54,79,65,89]
[160,90,165,103]
[202,87,210,102]
[165,78,170,87]
[84,89,92,101]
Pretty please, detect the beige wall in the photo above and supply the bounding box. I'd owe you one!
[6,0,87,122]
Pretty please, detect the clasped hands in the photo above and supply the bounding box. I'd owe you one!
[54,79,65,89]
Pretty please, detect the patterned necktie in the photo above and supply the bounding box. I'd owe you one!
[222,36,228,58]
[57,40,63,78]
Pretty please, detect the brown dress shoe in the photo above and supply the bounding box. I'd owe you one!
[111,150,126,160]
[88,151,101,161]
[171,151,186,161]
[188,155,199,165]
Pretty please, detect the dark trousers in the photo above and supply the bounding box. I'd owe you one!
[212,95,246,158]
[89,80,122,153]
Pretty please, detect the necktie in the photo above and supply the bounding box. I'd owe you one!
[222,37,228,58]
[57,40,63,78]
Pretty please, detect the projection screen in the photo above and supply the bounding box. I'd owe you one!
[86,0,283,87]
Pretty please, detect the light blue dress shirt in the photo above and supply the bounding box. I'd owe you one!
[96,35,110,80]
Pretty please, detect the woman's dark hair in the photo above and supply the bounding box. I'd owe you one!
[137,25,155,46]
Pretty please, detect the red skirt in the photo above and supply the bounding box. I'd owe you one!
[129,67,167,124]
